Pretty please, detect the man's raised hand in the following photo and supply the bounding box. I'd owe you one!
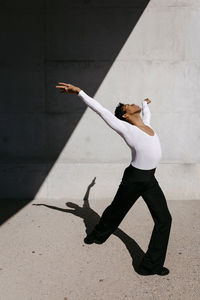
[56,82,81,94]
[144,98,151,104]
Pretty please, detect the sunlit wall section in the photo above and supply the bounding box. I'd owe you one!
[36,0,200,200]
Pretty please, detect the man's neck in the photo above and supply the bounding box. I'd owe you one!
[128,114,145,127]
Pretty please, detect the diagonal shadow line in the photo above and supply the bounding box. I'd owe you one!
[0,0,150,225]
[32,176,145,272]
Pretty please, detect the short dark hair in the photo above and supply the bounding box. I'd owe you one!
[115,102,129,123]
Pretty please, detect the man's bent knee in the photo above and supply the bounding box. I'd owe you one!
[164,212,172,227]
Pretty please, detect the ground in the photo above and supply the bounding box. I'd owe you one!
[0,197,199,300]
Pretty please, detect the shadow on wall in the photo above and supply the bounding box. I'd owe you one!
[0,0,150,225]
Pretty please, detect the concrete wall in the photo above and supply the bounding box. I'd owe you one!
[0,0,200,221]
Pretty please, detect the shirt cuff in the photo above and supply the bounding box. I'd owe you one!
[142,100,148,106]
[78,90,84,96]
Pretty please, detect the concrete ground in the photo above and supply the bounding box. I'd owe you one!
[0,197,199,300]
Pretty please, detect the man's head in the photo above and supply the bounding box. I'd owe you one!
[115,102,141,123]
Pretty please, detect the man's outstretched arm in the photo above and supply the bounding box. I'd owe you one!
[141,98,151,125]
[56,82,128,137]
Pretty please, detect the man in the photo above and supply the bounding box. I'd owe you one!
[56,82,172,276]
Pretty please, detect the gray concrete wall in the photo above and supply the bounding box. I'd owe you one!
[0,0,199,222]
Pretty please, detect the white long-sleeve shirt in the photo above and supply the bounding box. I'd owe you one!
[78,90,162,170]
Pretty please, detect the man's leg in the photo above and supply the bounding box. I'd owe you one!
[139,176,172,273]
[84,178,142,243]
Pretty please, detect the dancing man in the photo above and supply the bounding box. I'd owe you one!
[56,82,172,276]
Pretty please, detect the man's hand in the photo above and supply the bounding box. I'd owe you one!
[144,98,151,104]
[56,82,81,94]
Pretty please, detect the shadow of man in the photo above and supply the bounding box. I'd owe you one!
[32,177,145,272]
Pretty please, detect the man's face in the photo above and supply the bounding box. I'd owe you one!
[122,104,141,115]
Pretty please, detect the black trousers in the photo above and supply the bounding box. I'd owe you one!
[92,164,172,273]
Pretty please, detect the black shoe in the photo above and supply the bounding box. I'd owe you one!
[136,265,155,276]
[84,231,106,244]
[137,265,170,276]
[155,267,170,276]
[84,231,97,244]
